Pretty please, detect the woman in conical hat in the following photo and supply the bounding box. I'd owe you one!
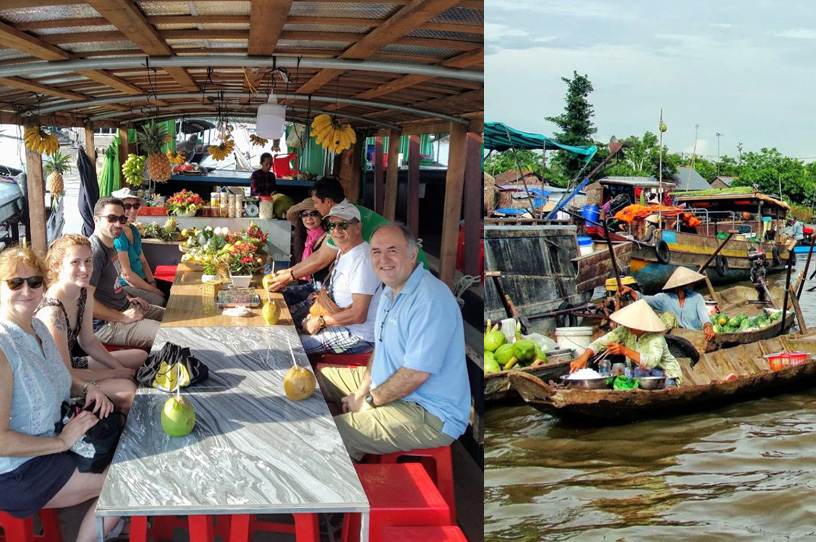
[620,266,714,341]
[569,299,683,386]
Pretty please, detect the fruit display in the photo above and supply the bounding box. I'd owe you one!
[709,310,784,334]
[44,150,70,197]
[161,395,196,437]
[166,149,186,165]
[122,154,147,187]
[310,114,357,154]
[271,193,294,219]
[284,364,316,401]
[142,217,179,242]
[24,126,60,156]
[136,124,172,182]
[249,134,268,147]
[206,136,235,161]
[483,320,547,374]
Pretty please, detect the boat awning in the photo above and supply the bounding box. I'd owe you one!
[675,190,790,213]
[484,122,597,161]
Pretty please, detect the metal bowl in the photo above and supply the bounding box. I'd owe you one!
[635,376,666,390]
[560,374,610,390]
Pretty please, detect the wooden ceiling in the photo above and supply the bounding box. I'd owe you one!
[0,0,483,133]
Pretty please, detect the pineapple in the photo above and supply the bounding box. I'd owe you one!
[137,124,172,182]
[44,150,70,197]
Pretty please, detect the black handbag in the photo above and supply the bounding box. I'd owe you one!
[57,400,125,474]
[137,342,209,392]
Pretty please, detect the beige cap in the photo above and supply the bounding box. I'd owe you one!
[663,267,706,290]
[610,299,666,333]
[325,201,361,222]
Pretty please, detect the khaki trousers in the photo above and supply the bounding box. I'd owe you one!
[320,366,454,461]
[93,304,165,350]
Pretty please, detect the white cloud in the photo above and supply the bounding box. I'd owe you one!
[484,23,529,43]
[773,28,816,39]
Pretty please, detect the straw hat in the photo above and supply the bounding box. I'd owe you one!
[645,214,660,224]
[610,299,665,333]
[285,198,320,226]
[662,267,706,290]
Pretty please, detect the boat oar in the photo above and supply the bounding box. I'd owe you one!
[796,234,816,299]
[485,271,530,334]
[602,216,626,305]
[696,231,734,307]
[779,251,796,337]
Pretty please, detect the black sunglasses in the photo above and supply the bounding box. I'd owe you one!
[124,203,141,211]
[300,210,321,218]
[98,214,128,224]
[326,220,358,230]
[6,276,44,290]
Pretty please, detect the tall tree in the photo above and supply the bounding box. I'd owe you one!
[601,131,678,180]
[545,71,597,184]
[732,148,815,205]
[484,149,546,178]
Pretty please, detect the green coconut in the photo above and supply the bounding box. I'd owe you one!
[484,352,501,374]
[484,330,506,353]
[513,339,537,364]
[494,343,515,366]
[535,345,547,363]
[271,193,295,219]
[161,396,196,437]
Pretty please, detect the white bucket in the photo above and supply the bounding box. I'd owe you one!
[555,326,594,357]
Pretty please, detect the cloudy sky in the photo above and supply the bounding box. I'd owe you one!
[486,0,816,161]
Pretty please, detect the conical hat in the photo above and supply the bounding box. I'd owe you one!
[663,267,706,290]
[610,299,665,333]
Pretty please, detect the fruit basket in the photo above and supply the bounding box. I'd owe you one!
[139,206,169,216]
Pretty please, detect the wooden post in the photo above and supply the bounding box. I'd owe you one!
[118,126,129,183]
[373,136,384,214]
[23,125,47,256]
[463,132,483,278]
[439,123,468,288]
[84,122,96,164]
[407,134,420,238]
[348,140,363,204]
[383,129,401,221]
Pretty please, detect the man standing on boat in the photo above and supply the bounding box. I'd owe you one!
[620,267,715,341]
[783,216,804,249]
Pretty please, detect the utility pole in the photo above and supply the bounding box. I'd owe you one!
[716,132,723,175]
[692,123,700,167]
[737,142,743,166]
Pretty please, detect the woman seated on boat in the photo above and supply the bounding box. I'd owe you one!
[620,267,715,341]
[569,299,683,387]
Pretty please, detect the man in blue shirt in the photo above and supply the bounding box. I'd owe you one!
[317,223,470,461]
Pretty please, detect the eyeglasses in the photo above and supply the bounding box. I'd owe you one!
[6,276,44,290]
[326,220,357,230]
[98,214,128,224]
[123,203,141,211]
[300,210,321,218]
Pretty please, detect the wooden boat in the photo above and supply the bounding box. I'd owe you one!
[507,334,816,423]
[572,239,632,295]
[627,191,791,293]
[485,351,572,404]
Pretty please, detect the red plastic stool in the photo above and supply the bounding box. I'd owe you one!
[0,509,62,542]
[153,265,179,283]
[341,463,449,542]
[229,513,318,542]
[378,525,468,542]
[365,446,455,524]
[130,514,226,542]
[309,352,371,368]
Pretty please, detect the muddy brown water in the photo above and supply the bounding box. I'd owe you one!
[485,273,816,541]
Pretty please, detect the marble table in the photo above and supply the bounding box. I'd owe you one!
[96,386,369,541]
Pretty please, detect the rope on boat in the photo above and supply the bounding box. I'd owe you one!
[454,274,480,310]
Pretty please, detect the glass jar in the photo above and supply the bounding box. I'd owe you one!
[259,196,274,220]
[210,192,219,208]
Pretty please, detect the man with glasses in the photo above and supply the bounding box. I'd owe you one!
[89,196,164,350]
[296,202,381,355]
[317,223,470,461]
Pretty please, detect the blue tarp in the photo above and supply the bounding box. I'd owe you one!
[484,122,597,162]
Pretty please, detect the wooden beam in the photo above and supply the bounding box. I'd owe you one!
[350,136,364,205]
[462,131,482,278]
[441,47,484,69]
[373,136,384,214]
[24,125,47,256]
[84,122,96,165]
[383,129,401,221]
[76,70,143,95]
[297,69,342,95]
[248,0,296,55]
[407,134,420,238]
[439,122,467,288]
[118,126,129,181]
[0,21,71,61]
[0,77,85,101]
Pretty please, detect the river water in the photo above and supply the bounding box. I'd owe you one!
[485,272,816,542]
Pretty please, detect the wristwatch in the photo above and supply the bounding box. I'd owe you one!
[82,381,100,395]
[318,316,326,328]
[364,393,376,408]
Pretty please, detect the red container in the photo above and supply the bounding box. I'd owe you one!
[766,351,809,371]
[139,206,168,216]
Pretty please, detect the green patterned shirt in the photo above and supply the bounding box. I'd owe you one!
[587,326,683,383]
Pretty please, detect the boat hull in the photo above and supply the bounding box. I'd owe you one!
[485,357,571,404]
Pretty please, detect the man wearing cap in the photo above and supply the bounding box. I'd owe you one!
[783,216,804,248]
[295,202,382,355]
[620,267,715,341]
[569,299,683,386]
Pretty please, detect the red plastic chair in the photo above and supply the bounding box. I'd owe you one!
[230,513,319,542]
[365,445,456,524]
[341,463,449,542]
[130,515,224,542]
[378,525,468,542]
[0,509,62,542]
[272,153,299,177]
[309,352,372,369]
[153,265,179,283]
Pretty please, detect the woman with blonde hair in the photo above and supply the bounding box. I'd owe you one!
[36,234,140,412]
[0,246,121,542]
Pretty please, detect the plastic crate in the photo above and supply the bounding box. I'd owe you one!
[765,351,809,371]
[139,206,168,216]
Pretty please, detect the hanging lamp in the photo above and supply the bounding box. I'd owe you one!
[256,92,286,139]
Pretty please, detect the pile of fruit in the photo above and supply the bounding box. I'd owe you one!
[142,217,178,242]
[484,320,547,374]
[179,225,268,272]
[709,310,784,334]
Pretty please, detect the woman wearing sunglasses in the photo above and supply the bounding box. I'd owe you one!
[36,234,141,412]
[281,198,329,314]
[110,187,166,307]
[0,247,122,542]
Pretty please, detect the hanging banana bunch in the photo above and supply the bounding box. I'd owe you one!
[310,114,357,154]
[122,154,147,187]
[249,134,268,147]
[24,126,60,157]
[271,139,281,152]
[206,135,235,161]
[166,149,186,165]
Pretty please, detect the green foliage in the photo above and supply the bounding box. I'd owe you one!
[731,148,816,206]
[545,71,597,184]
[789,203,813,223]
[599,131,678,180]
[484,149,546,177]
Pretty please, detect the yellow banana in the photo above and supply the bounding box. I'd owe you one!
[346,126,357,144]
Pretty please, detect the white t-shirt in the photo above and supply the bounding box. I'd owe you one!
[328,242,382,342]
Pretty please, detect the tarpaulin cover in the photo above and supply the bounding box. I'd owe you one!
[484,122,597,162]
[614,204,682,224]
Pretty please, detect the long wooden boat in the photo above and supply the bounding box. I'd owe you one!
[485,352,572,404]
[507,334,816,423]
[573,239,632,295]
[628,191,791,293]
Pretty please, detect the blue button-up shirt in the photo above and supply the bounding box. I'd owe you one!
[372,265,470,439]
[642,289,709,331]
